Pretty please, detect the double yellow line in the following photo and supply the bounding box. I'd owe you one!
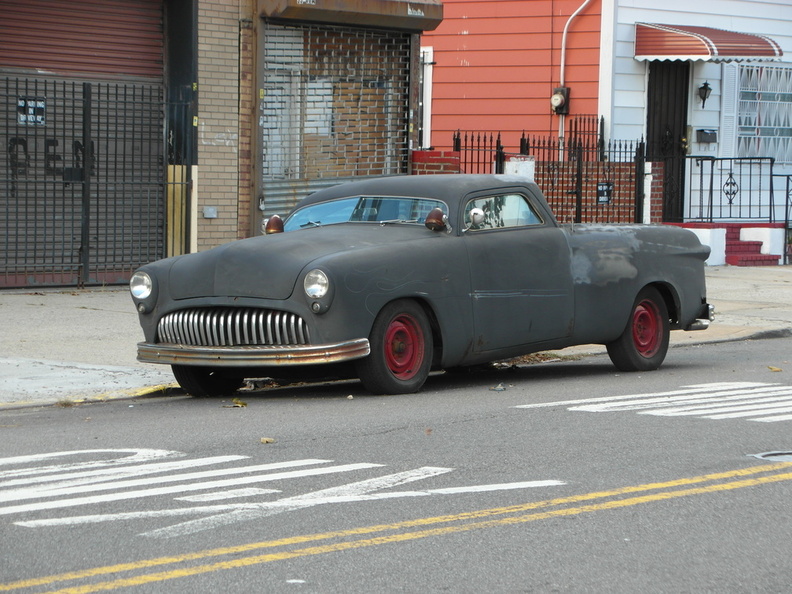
[4,462,792,593]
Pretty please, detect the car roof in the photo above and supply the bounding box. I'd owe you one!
[300,174,540,207]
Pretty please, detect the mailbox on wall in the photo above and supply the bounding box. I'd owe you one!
[696,129,717,144]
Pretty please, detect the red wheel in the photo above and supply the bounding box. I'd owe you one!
[631,299,662,358]
[383,314,425,380]
[607,286,669,372]
[356,300,433,394]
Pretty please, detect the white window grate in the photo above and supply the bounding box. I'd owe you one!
[737,65,792,164]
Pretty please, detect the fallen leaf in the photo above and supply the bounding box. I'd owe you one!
[222,398,247,408]
[260,437,276,444]
[768,366,783,372]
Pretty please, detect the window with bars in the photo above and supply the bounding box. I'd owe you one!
[259,22,412,181]
[737,64,792,164]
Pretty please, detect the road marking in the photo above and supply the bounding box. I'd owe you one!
[140,466,457,538]
[3,462,790,593]
[0,462,382,516]
[0,455,251,495]
[514,382,792,423]
[176,488,279,502]
[0,458,330,504]
[0,449,183,478]
[2,451,564,539]
[14,467,564,540]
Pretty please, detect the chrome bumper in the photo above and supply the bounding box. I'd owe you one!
[137,339,371,367]
[684,303,715,331]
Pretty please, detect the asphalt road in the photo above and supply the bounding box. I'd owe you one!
[1,336,791,592]
[2,264,792,408]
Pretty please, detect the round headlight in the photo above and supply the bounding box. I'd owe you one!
[304,269,329,299]
[130,271,153,300]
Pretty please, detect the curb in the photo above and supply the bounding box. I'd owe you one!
[0,383,182,411]
[3,327,791,410]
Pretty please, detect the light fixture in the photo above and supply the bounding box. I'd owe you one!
[698,81,712,108]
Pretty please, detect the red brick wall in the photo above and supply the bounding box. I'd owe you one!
[411,150,461,174]
[647,161,664,223]
[534,161,640,224]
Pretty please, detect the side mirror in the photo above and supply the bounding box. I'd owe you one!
[425,207,449,232]
[263,214,284,234]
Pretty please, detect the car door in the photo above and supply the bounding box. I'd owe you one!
[462,190,574,353]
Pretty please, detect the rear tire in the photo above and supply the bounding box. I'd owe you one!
[171,365,244,397]
[356,300,433,395]
[606,286,669,372]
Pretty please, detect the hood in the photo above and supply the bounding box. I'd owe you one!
[166,225,421,300]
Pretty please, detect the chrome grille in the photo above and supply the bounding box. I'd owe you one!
[157,308,310,347]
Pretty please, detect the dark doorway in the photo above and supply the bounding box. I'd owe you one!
[646,61,690,222]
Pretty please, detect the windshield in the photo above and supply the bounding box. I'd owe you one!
[283,196,447,231]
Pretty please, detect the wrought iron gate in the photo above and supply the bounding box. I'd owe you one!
[646,61,690,223]
[686,156,777,221]
[453,126,645,224]
[1,77,167,287]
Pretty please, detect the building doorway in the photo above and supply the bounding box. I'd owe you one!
[646,61,690,222]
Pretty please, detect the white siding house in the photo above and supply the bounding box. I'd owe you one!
[600,0,791,259]
[602,0,792,170]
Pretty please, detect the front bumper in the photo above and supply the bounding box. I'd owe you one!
[137,339,370,367]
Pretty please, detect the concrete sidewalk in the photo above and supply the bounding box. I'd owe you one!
[2,265,791,409]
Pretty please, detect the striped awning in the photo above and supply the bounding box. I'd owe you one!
[635,23,783,62]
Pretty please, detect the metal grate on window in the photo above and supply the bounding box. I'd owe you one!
[259,22,412,182]
[738,65,792,164]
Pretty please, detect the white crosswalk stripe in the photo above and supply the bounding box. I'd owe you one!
[514,382,792,423]
[0,449,564,538]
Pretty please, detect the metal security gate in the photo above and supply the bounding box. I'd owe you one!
[646,61,690,223]
[257,21,413,218]
[1,77,166,287]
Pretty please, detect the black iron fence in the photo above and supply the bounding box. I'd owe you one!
[772,173,792,264]
[1,77,192,288]
[685,157,777,222]
[452,128,644,224]
[452,128,790,237]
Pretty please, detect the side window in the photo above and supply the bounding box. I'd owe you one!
[464,193,542,230]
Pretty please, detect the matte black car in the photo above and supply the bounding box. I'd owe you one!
[130,174,713,396]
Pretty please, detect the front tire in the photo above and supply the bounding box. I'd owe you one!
[606,286,669,372]
[356,300,433,394]
[171,365,244,397]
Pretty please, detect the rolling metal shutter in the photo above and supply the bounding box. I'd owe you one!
[0,0,166,287]
[258,21,413,217]
[0,0,163,79]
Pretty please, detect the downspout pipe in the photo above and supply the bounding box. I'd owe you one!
[558,0,593,140]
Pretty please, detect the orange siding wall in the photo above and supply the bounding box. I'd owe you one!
[422,0,601,150]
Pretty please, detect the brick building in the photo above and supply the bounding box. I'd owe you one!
[0,0,442,288]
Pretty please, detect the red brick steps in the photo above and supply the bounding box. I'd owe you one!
[670,222,783,267]
[723,225,781,266]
